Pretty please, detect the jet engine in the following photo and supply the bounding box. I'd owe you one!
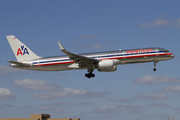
[97,60,117,72]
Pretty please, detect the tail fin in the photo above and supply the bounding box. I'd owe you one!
[6,35,41,62]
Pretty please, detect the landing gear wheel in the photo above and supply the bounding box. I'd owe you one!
[85,73,89,77]
[153,62,157,71]
[91,74,95,77]
[85,72,95,78]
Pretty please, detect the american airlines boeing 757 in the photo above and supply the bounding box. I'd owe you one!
[6,35,175,78]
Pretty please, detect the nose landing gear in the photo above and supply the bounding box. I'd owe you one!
[153,61,158,71]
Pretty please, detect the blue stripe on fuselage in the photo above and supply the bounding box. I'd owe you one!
[32,51,165,65]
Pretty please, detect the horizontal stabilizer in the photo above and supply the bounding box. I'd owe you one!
[7,60,33,67]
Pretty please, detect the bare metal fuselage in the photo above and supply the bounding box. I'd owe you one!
[11,47,174,71]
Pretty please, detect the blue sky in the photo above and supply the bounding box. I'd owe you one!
[0,0,180,120]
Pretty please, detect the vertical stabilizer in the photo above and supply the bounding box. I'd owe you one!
[6,35,41,62]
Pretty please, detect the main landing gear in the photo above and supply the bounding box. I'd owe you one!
[85,72,95,78]
[153,61,158,71]
[85,66,95,78]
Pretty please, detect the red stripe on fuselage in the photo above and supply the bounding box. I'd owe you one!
[35,61,75,66]
[100,53,173,60]
[35,53,173,66]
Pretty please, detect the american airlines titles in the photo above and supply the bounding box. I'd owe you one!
[127,49,153,54]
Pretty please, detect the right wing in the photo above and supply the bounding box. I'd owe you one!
[58,41,99,66]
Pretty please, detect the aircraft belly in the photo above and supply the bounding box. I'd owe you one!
[38,65,69,71]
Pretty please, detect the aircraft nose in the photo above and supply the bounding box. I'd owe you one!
[171,54,175,59]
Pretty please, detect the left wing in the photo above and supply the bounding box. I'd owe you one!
[58,41,99,65]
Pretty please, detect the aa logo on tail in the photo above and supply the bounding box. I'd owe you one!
[17,45,29,56]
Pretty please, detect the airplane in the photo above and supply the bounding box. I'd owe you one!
[6,35,175,78]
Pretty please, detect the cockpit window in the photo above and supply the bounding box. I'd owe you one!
[164,50,169,53]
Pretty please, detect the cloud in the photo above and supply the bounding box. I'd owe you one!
[36,106,52,111]
[139,18,169,28]
[140,17,180,28]
[135,94,168,100]
[78,102,95,105]
[32,88,111,100]
[0,104,15,108]
[139,22,151,28]
[134,75,180,84]
[84,91,111,98]
[146,103,169,108]
[0,88,15,100]
[52,102,75,106]
[144,113,168,119]
[13,79,60,91]
[152,18,169,26]
[0,104,15,113]
[174,18,180,27]
[107,98,121,102]
[52,101,94,106]
[32,88,87,99]
[17,104,33,110]
[94,105,116,114]
[0,65,24,75]
[116,104,143,114]
[36,105,64,113]
[15,79,111,100]
[107,97,129,102]
[163,85,180,92]
[94,104,143,114]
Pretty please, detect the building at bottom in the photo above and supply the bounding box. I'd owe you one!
[1,114,80,120]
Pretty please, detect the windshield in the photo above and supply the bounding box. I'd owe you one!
[164,50,169,53]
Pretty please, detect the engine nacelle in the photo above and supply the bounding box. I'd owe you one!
[98,66,117,72]
[98,60,114,68]
[97,60,117,72]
